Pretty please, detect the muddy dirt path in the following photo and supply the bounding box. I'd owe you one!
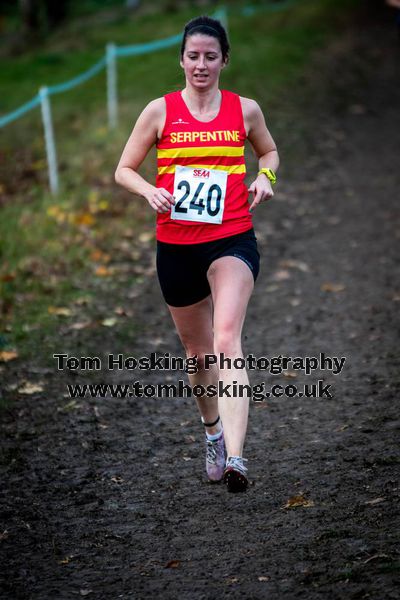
[1,3,399,599]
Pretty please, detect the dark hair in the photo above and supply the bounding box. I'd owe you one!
[180,15,230,62]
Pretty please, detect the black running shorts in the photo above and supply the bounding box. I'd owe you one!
[156,228,260,307]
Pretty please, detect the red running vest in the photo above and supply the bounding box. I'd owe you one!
[155,89,253,244]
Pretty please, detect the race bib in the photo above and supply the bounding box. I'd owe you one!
[171,165,228,225]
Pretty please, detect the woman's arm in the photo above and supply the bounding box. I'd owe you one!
[115,98,175,213]
[241,97,280,212]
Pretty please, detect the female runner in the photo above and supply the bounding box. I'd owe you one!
[115,15,279,492]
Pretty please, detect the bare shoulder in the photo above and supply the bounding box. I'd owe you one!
[239,96,266,135]
[142,96,165,117]
[138,97,166,138]
[239,96,262,117]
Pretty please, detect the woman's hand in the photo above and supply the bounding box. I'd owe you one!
[248,174,274,212]
[144,186,175,213]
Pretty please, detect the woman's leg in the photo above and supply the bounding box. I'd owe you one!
[207,256,255,459]
[168,295,228,482]
[167,295,221,435]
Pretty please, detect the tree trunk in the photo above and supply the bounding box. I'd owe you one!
[43,0,69,28]
[19,0,40,33]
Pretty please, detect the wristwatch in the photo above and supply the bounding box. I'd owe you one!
[258,168,277,185]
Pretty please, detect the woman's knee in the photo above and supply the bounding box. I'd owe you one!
[180,342,212,371]
[213,330,243,358]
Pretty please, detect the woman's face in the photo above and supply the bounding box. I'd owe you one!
[180,34,226,89]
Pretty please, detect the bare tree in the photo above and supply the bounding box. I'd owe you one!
[19,0,40,34]
[19,0,69,35]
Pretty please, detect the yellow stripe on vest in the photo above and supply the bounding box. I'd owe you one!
[157,164,246,175]
[157,145,245,159]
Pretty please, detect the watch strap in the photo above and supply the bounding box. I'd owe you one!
[258,168,277,184]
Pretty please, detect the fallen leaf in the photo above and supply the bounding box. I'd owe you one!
[337,424,349,431]
[282,493,315,509]
[0,350,18,362]
[59,400,79,412]
[74,213,95,227]
[46,205,62,217]
[165,560,180,568]
[74,296,91,306]
[127,288,141,300]
[289,298,301,307]
[226,577,239,584]
[111,476,124,484]
[150,337,165,347]
[69,321,92,330]
[138,231,154,244]
[122,228,135,239]
[363,553,389,564]
[98,200,109,211]
[0,272,16,282]
[280,259,309,272]
[365,497,385,505]
[48,306,72,317]
[95,266,114,277]
[282,370,297,378]
[7,383,19,391]
[18,382,44,394]
[117,240,132,253]
[101,318,117,327]
[133,265,149,275]
[273,269,290,281]
[321,282,345,292]
[90,249,111,263]
[130,249,141,261]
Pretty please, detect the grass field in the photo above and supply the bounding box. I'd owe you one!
[0,0,358,363]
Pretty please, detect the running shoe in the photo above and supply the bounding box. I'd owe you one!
[223,456,249,492]
[206,431,226,482]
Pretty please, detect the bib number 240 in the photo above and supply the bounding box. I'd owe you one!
[171,165,227,225]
